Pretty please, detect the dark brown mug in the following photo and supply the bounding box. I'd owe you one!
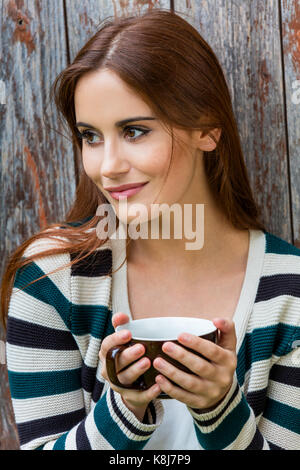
[106,317,218,399]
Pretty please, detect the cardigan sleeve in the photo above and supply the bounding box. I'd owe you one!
[187,326,300,450]
[6,257,163,450]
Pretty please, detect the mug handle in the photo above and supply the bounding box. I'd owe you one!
[106,344,144,390]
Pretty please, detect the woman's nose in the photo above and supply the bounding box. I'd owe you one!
[100,141,130,179]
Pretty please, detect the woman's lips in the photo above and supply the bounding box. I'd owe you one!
[109,182,148,200]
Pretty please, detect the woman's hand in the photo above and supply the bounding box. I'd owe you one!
[99,312,162,421]
[152,318,237,411]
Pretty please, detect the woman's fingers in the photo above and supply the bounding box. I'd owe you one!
[100,313,164,413]
[117,355,151,386]
[116,343,146,372]
[155,374,210,408]
[175,333,227,365]
[100,316,149,387]
[112,312,130,329]
[212,318,237,352]
[111,382,162,408]
[160,341,215,378]
[174,319,237,367]
[153,356,203,392]
[100,328,131,361]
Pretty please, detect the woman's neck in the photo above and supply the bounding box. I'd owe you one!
[125,206,250,276]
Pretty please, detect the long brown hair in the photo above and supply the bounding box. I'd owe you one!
[0,8,265,330]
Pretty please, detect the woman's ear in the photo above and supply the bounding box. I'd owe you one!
[198,128,222,151]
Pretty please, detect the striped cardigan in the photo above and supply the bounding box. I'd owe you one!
[5,224,300,450]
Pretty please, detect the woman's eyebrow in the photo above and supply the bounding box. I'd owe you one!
[76,116,156,129]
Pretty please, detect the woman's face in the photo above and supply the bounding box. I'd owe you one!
[74,68,205,226]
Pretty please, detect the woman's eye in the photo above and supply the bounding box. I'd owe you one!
[123,126,149,141]
[77,126,150,147]
[79,130,102,146]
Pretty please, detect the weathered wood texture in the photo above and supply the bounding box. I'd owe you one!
[175,0,299,244]
[65,0,170,62]
[0,0,299,450]
[280,0,300,245]
[0,0,76,450]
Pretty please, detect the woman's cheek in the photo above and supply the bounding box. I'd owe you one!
[82,152,101,180]
[137,140,171,174]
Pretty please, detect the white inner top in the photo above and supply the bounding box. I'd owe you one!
[111,227,266,450]
[116,316,216,340]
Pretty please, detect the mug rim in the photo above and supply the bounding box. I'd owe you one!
[115,316,217,341]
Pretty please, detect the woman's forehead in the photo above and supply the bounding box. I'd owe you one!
[74,69,153,123]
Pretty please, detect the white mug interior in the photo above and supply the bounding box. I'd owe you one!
[116,317,216,341]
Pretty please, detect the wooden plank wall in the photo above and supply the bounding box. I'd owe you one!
[280,0,300,246]
[0,0,76,449]
[0,0,299,449]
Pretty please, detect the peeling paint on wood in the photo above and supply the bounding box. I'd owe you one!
[282,0,300,72]
[7,0,36,54]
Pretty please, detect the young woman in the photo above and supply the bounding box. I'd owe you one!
[1,9,299,450]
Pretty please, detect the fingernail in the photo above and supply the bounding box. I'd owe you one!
[154,358,164,368]
[180,333,191,342]
[164,342,174,352]
[140,358,149,368]
[120,330,130,339]
[156,375,165,383]
[134,344,144,354]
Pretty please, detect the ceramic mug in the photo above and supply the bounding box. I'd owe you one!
[106,317,218,399]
